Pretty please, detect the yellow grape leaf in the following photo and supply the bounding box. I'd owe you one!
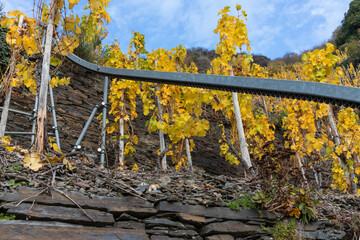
[52,143,62,153]
[24,153,44,171]
[68,0,80,9]
[46,155,63,164]
[218,6,231,16]
[289,207,301,219]
[5,146,16,152]
[23,78,35,88]
[75,26,81,34]
[132,163,139,173]
[355,167,360,175]
[0,136,11,145]
[132,135,138,145]
[65,21,75,31]
[8,10,21,17]
[50,57,61,66]
[23,35,38,55]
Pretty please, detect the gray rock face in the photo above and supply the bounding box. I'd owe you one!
[205,234,234,240]
[144,218,185,229]
[0,188,347,239]
[301,224,347,240]
[4,203,114,226]
[0,220,149,240]
[157,201,281,221]
[200,221,265,237]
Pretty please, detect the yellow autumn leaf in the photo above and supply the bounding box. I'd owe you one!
[8,10,21,17]
[24,153,44,171]
[132,163,139,173]
[132,135,138,145]
[5,146,16,152]
[23,35,38,55]
[68,0,81,9]
[46,155,62,164]
[50,57,61,66]
[52,143,62,153]
[218,6,231,15]
[289,207,301,219]
[75,26,81,34]
[0,136,12,145]
[65,21,75,31]
[23,78,35,88]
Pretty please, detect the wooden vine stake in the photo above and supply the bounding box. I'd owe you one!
[119,89,125,168]
[230,69,253,171]
[35,0,57,153]
[155,61,167,171]
[0,15,24,137]
[185,138,193,172]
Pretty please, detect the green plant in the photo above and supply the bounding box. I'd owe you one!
[260,223,271,233]
[0,213,16,220]
[252,190,271,208]
[289,188,318,223]
[273,219,300,240]
[225,193,256,210]
[7,179,29,187]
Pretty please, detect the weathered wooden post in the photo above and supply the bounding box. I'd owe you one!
[34,0,57,153]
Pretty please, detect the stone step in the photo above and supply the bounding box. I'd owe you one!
[4,203,114,226]
[0,220,149,240]
[156,201,281,222]
[0,187,156,218]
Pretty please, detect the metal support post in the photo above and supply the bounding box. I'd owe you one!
[71,104,102,152]
[31,95,38,146]
[5,131,54,136]
[49,83,61,150]
[0,107,33,117]
[100,76,109,168]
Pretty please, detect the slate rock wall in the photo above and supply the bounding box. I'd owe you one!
[0,187,347,240]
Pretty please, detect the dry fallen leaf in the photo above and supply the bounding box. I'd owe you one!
[63,158,75,171]
[75,182,90,189]
[23,152,44,171]
[201,184,214,189]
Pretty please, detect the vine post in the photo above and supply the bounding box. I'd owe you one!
[230,69,252,170]
[34,0,57,153]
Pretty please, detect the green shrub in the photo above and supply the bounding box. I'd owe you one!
[273,219,300,240]
[226,193,256,210]
[0,213,16,220]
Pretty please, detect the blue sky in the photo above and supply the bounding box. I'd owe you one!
[2,0,352,59]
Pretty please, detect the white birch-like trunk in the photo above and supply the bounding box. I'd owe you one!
[35,0,56,153]
[292,137,309,188]
[0,16,24,137]
[155,61,167,170]
[312,166,320,188]
[119,89,125,168]
[327,106,357,193]
[261,96,269,118]
[230,70,252,169]
[155,84,167,171]
[185,138,193,172]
